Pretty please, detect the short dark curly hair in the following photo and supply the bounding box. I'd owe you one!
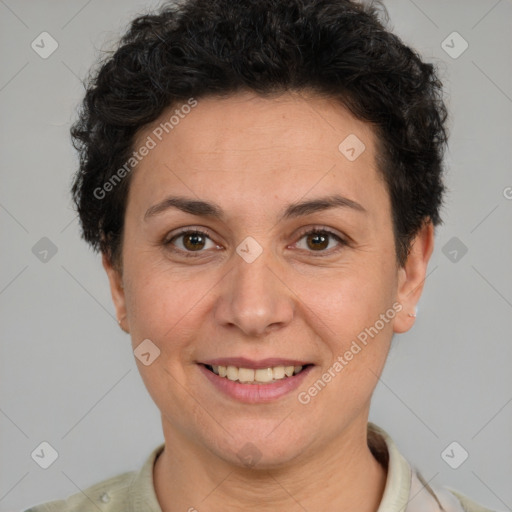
[71,0,448,269]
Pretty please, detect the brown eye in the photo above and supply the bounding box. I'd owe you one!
[305,232,329,251]
[182,232,207,251]
[295,228,346,254]
[166,230,217,253]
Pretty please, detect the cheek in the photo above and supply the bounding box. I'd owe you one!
[304,260,398,341]
[298,270,397,417]
[123,258,217,348]
[122,263,202,406]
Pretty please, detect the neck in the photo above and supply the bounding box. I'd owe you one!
[154,419,387,512]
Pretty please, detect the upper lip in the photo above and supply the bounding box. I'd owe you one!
[200,357,312,369]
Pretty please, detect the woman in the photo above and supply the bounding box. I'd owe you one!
[24,0,493,510]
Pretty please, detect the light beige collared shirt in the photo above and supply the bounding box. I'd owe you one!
[23,423,493,512]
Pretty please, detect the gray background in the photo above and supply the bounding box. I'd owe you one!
[1,0,511,510]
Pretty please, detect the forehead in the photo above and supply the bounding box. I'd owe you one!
[140,91,374,156]
[128,91,386,219]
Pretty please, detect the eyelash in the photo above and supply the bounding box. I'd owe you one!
[164,227,347,258]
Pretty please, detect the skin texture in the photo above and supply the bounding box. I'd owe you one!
[103,91,434,511]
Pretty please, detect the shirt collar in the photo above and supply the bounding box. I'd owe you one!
[128,442,165,511]
[127,424,425,512]
[369,422,413,512]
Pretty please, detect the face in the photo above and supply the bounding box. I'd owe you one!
[105,91,432,468]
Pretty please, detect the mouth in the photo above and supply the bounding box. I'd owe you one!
[202,363,312,384]
[197,358,315,402]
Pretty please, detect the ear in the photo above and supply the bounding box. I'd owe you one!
[393,221,435,334]
[102,253,129,333]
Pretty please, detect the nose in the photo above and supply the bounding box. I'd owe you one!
[214,247,295,338]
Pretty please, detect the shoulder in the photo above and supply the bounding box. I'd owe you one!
[409,464,496,512]
[23,442,164,512]
[368,423,495,512]
[446,489,497,512]
[22,470,136,512]
[411,469,496,512]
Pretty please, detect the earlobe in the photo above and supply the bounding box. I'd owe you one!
[102,253,129,333]
[393,221,434,334]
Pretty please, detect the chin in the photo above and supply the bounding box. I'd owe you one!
[205,421,313,470]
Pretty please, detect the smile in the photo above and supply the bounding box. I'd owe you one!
[199,361,314,403]
[205,364,306,384]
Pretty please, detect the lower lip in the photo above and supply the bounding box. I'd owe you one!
[199,364,313,403]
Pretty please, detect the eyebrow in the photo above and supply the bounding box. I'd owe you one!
[144,194,366,222]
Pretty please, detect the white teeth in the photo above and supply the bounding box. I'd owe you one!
[273,366,285,379]
[284,366,294,377]
[226,366,239,381]
[254,368,273,383]
[209,364,305,383]
[238,367,255,383]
